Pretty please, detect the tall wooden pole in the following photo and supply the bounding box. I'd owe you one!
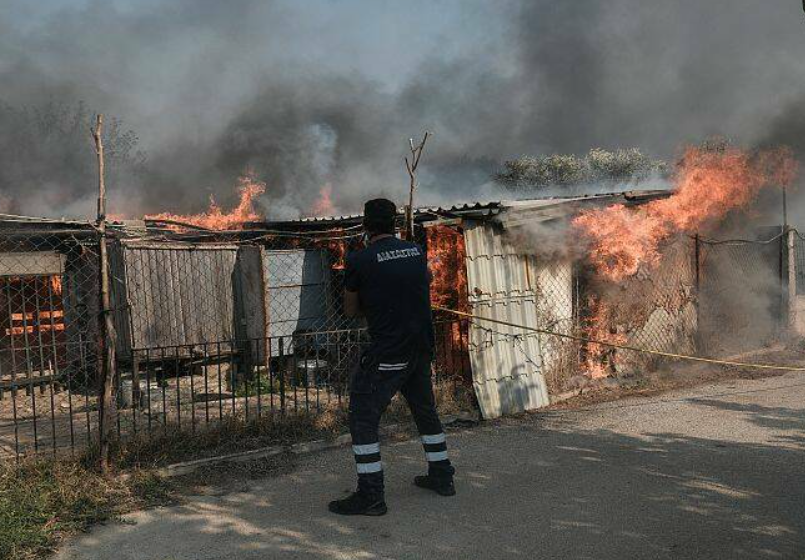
[404,132,430,241]
[93,114,117,472]
[780,185,798,336]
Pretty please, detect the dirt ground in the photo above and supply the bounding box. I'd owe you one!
[551,344,804,409]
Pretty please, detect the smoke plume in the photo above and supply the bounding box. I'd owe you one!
[2,0,805,219]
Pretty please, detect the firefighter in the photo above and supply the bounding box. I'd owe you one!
[328,198,455,516]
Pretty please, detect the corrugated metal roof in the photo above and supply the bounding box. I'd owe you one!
[286,200,504,223]
[0,188,671,232]
[0,214,93,226]
[283,189,670,225]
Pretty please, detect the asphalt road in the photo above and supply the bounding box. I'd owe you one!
[57,372,805,560]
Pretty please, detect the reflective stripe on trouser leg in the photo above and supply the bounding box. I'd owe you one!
[421,433,450,464]
[353,442,383,475]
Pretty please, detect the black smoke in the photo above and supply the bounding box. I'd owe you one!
[2,0,805,218]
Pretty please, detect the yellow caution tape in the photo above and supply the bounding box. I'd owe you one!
[433,305,805,372]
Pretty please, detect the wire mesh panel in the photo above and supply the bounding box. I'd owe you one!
[0,228,101,458]
[264,249,332,343]
[526,256,577,394]
[698,236,783,356]
[796,233,805,296]
[594,236,698,375]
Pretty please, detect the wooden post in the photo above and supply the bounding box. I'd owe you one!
[93,114,118,473]
[404,132,430,241]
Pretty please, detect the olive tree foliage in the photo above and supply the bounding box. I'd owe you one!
[0,101,146,215]
[696,136,733,154]
[496,148,666,192]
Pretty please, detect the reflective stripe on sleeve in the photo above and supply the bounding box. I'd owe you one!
[378,362,408,371]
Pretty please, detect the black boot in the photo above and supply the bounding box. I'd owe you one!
[414,475,456,497]
[328,491,388,516]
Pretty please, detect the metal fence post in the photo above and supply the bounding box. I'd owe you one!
[694,234,701,293]
[693,234,701,351]
[787,228,797,333]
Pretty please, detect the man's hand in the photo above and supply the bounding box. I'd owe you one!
[344,289,362,318]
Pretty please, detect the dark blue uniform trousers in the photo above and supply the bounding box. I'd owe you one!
[349,347,454,497]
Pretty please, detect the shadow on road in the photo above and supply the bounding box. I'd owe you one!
[691,397,805,448]
[58,409,805,560]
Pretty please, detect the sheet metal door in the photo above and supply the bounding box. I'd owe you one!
[264,249,330,345]
[463,221,553,418]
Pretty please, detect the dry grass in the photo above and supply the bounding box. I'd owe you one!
[111,378,475,469]
[110,407,349,469]
[0,459,172,560]
[0,379,476,559]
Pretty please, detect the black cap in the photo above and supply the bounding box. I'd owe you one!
[363,198,397,233]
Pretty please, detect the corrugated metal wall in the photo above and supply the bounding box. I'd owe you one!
[463,221,572,418]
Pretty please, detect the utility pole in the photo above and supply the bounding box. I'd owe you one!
[404,132,430,241]
[93,114,118,473]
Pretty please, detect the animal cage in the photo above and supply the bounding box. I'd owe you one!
[0,252,67,394]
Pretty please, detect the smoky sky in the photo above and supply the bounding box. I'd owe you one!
[2,0,805,219]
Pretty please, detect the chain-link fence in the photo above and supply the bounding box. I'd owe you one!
[0,222,474,459]
[698,234,785,356]
[0,219,797,460]
[0,224,101,457]
[477,232,790,395]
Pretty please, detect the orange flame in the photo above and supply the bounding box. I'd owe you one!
[427,225,469,311]
[427,225,471,380]
[311,184,335,217]
[582,297,627,379]
[51,276,62,296]
[146,174,265,231]
[573,147,798,282]
[323,235,347,270]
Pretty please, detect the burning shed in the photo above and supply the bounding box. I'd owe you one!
[272,191,685,419]
[445,191,683,418]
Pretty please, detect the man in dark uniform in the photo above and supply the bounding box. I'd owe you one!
[328,198,456,516]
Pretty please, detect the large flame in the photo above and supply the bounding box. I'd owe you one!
[573,147,798,282]
[146,174,265,231]
[427,225,471,380]
[322,235,347,270]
